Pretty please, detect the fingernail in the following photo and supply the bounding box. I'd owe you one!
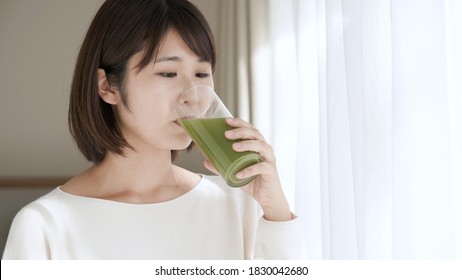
[233,143,242,150]
[225,130,234,138]
[236,171,245,179]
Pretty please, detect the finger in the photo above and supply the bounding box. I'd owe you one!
[226,117,254,129]
[235,161,275,180]
[225,127,265,141]
[203,159,219,175]
[232,140,276,164]
[225,118,268,142]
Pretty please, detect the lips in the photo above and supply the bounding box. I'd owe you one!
[174,117,191,126]
[173,120,184,128]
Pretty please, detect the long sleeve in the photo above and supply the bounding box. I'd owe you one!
[238,185,306,260]
[254,215,306,259]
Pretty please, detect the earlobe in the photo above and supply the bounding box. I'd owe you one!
[97,69,118,105]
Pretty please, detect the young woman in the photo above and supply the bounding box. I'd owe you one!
[2,0,304,259]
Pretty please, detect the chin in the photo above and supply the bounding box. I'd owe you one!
[171,138,193,150]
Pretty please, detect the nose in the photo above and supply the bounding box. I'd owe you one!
[176,85,213,119]
[178,86,200,105]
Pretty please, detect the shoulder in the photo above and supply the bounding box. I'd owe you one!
[11,188,64,225]
[3,189,61,256]
[8,186,83,234]
[3,189,66,260]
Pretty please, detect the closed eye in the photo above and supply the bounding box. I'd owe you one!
[196,72,210,78]
[158,72,177,78]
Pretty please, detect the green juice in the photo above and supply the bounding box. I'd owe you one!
[179,118,262,187]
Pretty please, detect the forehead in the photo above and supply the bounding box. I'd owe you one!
[127,30,210,72]
[155,28,199,59]
[130,30,207,70]
[131,1,216,73]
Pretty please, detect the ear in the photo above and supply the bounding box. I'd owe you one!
[97,69,119,105]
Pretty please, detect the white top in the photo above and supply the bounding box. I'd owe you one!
[2,175,304,260]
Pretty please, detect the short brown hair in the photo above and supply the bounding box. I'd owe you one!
[69,0,216,163]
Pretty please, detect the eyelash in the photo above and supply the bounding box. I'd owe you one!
[158,72,210,78]
[159,72,177,78]
[196,73,210,78]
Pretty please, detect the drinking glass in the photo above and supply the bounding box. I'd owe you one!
[175,85,262,187]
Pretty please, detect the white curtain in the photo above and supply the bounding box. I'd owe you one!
[220,0,462,259]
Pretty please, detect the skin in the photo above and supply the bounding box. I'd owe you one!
[62,28,292,222]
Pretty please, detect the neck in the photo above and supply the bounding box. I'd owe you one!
[86,149,194,203]
[103,149,173,183]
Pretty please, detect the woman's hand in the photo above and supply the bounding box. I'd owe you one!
[204,117,292,222]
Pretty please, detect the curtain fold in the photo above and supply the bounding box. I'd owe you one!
[360,0,393,259]
[215,0,252,121]
[445,0,462,258]
[391,0,451,259]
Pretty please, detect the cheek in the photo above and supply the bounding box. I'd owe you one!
[120,78,180,126]
[117,96,173,129]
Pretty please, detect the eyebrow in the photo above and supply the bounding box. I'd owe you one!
[155,56,209,63]
[155,56,182,63]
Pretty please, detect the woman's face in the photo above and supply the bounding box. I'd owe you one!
[115,28,214,154]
